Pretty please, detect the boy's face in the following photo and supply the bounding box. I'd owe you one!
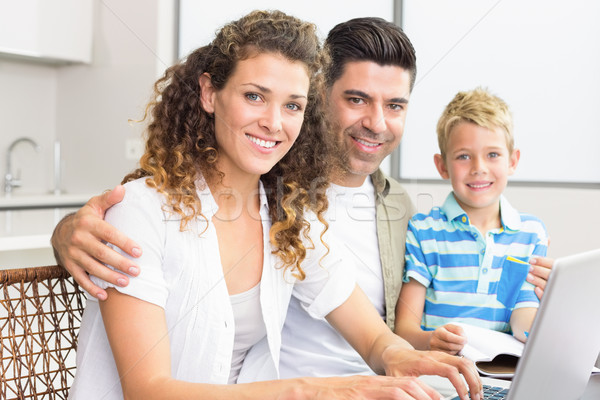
[434,121,520,216]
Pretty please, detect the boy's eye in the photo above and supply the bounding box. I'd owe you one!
[457,154,470,160]
[488,152,500,158]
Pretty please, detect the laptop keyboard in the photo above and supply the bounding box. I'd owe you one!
[449,384,510,399]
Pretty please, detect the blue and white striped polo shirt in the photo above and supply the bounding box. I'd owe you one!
[404,193,548,333]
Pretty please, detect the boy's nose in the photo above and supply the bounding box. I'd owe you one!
[471,157,487,174]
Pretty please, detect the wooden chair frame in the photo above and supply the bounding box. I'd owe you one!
[1,265,85,400]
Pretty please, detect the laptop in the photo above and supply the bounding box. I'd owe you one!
[442,248,600,400]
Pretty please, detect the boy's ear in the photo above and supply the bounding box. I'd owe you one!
[508,148,521,175]
[198,73,216,114]
[434,153,450,179]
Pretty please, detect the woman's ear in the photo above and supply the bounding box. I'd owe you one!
[198,73,216,114]
[434,153,450,180]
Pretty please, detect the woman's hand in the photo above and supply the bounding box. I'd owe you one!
[297,375,445,400]
[381,346,482,400]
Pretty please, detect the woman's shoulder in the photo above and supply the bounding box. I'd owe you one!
[109,178,167,217]
[122,178,162,200]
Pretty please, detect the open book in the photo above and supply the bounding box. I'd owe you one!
[455,322,524,378]
[455,322,600,378]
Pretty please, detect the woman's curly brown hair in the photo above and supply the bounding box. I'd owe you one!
[122,10,333,279]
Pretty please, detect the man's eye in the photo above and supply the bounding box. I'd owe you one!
[389,104,404,111]
[349,98,364,104]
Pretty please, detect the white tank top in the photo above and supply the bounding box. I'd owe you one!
[228,283,267,383]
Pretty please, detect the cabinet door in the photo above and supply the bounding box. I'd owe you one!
[0,0,93,63]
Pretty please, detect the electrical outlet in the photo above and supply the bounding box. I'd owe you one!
[125,138,144,160]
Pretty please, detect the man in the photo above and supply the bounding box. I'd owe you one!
[52,16,553,391]
[279,17,418,377]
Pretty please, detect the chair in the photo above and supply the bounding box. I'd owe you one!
[1,265,86,400]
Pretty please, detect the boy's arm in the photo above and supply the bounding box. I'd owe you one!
[51,185,141,300]
[395,279,430,349]
[395,279,467,354]
[510,307,537,342]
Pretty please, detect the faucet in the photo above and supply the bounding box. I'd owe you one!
[4,137,41,196]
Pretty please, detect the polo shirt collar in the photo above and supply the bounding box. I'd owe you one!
[499,195,521,231]
[441,192,465,222]
[441,192,521,231]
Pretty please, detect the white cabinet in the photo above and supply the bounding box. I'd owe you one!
[0,0,93,64]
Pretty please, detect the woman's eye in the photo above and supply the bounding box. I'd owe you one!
[286,103,301,111]
[246,93,260,101]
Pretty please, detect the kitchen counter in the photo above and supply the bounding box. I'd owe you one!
[0,193,91,211]
[0,205,86,268]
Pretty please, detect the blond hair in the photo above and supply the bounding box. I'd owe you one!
[436,87,514,158]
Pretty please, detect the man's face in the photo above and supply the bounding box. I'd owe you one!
[328,61,412,187]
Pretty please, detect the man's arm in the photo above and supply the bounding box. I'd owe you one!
[51,185,141,300]
[526,257,554,299]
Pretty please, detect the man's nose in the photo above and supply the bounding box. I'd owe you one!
[362,105,387,134]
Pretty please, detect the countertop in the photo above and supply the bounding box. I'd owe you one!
[0,193,91,211]
[0,204,87,266]
[0,196,91,254]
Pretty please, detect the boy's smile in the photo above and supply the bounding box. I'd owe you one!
[434,121,520,224]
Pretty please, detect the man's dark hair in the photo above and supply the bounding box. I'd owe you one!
[324,17,417,91]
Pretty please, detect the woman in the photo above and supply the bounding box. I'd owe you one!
[69,10,478,400]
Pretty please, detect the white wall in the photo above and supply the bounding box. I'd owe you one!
[401,0,600,184]
[57,0,164,193]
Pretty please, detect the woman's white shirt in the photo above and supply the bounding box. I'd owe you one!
[69,178,355,399]
[228,283,266,383]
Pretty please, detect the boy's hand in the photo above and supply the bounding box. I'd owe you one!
[51,185,141,300]
[429,324,467,354]
[527,257,554,299]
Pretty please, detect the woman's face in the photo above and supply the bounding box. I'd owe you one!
[200,52,310,180]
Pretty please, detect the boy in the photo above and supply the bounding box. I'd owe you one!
[395,87,548,355]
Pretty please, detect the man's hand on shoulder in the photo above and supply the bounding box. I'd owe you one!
[51,185,141,300]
